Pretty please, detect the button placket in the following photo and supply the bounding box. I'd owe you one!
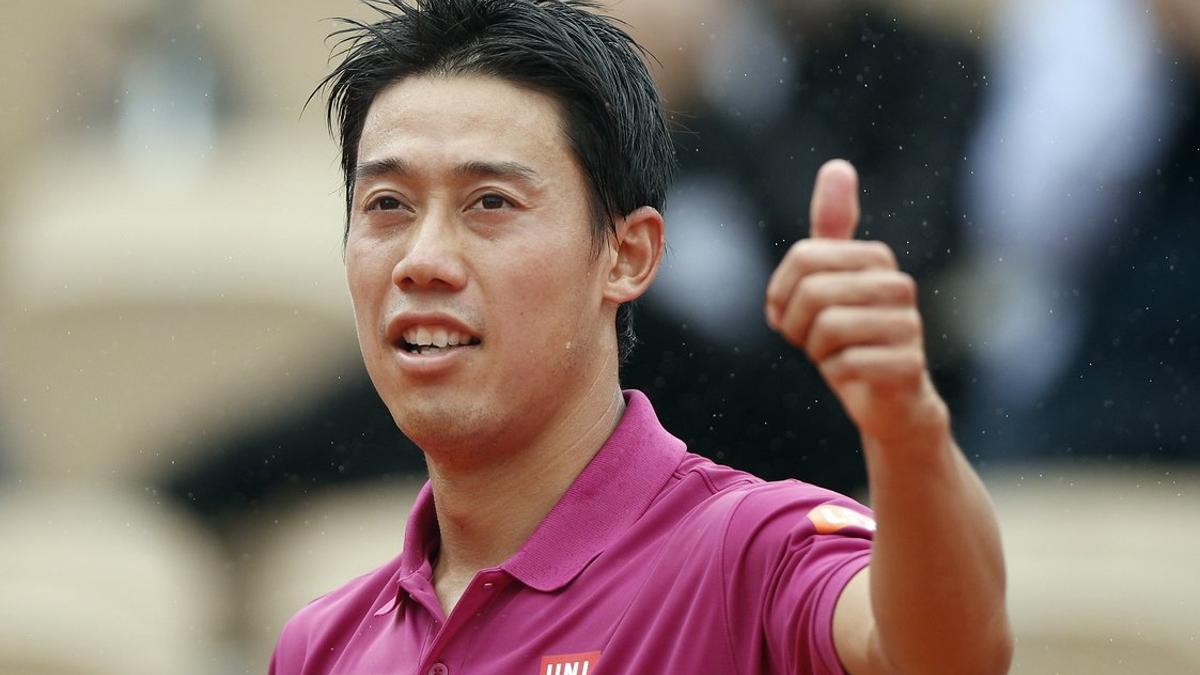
[420,570,510,673]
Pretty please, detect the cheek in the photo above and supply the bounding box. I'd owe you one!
[510,237,592,300]
[346,247,389,342]
[508,251,603,343]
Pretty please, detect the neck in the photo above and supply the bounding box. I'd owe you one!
[427,377,626,586]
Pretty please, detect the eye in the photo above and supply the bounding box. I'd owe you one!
[476,193,512,210]
[368,196,403,211]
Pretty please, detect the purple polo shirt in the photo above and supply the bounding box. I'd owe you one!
[270,390,874,675]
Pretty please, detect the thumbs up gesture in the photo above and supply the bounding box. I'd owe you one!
[765,160,949,449]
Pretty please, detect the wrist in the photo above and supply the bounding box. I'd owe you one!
[861,407,955,472]
[863,390,951,449]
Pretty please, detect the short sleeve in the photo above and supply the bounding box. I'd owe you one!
[720,481,874,675]
[268,610,310,675]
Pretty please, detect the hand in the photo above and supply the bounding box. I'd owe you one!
[765,159,949,448]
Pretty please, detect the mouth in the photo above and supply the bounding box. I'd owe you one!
[393,325,482,356]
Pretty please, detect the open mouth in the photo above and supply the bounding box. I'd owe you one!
[396,326,482,355]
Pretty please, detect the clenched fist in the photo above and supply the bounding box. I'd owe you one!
[765,159,949,450]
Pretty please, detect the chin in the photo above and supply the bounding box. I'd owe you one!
[392,397,498,456]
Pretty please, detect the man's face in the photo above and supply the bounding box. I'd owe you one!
[346,74,614,460]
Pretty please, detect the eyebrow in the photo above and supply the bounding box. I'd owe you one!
[354,157,542,186]
[454,160,540,185]
[354,156,411,183]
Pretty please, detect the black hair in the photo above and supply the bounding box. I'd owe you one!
[313,0,677,362]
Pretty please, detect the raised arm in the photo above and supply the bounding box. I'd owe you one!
[764,160,1013,675]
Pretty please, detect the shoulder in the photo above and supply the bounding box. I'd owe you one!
[661,454,874,567]
[722,479,875,538]
[717,480,874,572]
[674,452,874,538]
[270,553,406,673]
[675,454,875,571]
[651,459,874,666]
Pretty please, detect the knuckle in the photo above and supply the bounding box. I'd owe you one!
[811,306,842,336]
[825,355,855,382]
[787,239,813,262]
[907,349,925,370]
[765,282,786,306]
[807,311,839,356]
[791,241,826,275]
[870,241,899,269]
[895,272,917,300]
[902,307,923,333]
[806,339,827,362]
[848,351,873,380]
[795,275,825,305]
[902,350,927,378]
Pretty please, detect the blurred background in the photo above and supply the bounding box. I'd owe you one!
[0,0,1196,672]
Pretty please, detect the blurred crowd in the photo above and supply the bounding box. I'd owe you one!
[1,0,1197,672]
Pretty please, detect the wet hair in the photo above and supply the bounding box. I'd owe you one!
[313,0,677,361]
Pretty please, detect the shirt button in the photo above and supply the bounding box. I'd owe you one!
[429,663,449,675]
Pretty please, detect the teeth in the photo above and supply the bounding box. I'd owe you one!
[401,325,476,350]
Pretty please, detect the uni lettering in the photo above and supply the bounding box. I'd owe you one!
[544,662,588,675]
[538,651,601,675]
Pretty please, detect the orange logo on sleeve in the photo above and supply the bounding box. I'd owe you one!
[806,504,876,534]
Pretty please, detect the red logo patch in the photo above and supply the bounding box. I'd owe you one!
[538,651,601,675]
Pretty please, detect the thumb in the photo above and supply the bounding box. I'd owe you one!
[809,159,861,240]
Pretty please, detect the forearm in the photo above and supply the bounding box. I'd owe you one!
[767,159,1013,672]
[863,425,1012,674]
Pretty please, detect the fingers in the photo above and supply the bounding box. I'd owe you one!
[768,160,949,444]
[805,305,922,363]
[765,239,899,329]
[768,246,923,390]
[810,159,860,240]
[818,344,928,392]
[765,159,868,327]
[777,271,918,352]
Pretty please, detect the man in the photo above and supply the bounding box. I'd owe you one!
[271,1,1012,673]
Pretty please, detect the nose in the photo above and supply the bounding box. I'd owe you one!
[391,215,468,292]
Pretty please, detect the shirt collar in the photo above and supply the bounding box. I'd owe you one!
[397,481,437,581]
[397,389,686,592]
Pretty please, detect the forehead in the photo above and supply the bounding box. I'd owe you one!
[357,74,575,174]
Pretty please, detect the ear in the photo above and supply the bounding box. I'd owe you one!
[603,206,665,305]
